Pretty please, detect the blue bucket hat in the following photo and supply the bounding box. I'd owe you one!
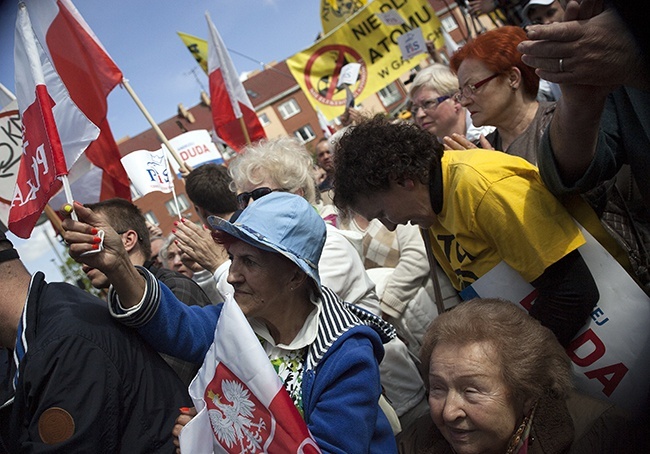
[207,192,326,288]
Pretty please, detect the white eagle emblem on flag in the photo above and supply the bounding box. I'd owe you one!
[206,373,274,453]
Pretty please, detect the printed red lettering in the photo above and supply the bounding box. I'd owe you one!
[584,363,629,397]
[567,329,605,367]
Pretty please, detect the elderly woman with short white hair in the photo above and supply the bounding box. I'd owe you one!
[409,63,493,144]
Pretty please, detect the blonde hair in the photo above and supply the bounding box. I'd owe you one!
[409,63,459,99]
[228,137,317,204]
[420,298,574,402]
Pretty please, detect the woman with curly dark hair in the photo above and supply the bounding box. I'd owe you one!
[332,115,598,347]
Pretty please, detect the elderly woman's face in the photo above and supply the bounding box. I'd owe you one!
[411,87,460,139]
[428,341,524,454]
[456,58,511,129]
[226,240,298,320]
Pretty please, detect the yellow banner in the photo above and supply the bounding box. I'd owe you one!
[177,31,208,74]
[289,0,444,121]
[321,0,367,34]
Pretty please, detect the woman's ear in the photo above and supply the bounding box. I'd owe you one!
[289,269,309,290]
[508,67,522,90]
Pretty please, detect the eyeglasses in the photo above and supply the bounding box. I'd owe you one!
[236,187,287,209]
[409,95,450,115]
[453,73,500,102]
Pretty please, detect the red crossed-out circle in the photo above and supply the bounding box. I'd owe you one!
[303,44,367,107]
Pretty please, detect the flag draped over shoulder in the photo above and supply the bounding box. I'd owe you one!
[23,0,130,204]
[11,3,98,238]
[205,13,266,152]
[180,296,321,453]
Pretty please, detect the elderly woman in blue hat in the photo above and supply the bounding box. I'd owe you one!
[61,192,397,453]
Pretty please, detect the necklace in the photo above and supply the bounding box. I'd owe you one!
[505,400,538,454]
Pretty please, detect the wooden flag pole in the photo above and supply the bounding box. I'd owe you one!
[238,116,251,146]
[44,204,64,236]
[120,78,192,173]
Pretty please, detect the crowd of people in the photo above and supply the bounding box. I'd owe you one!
[1,0,649,452]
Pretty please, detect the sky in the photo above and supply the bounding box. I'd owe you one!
[0,0,325,281]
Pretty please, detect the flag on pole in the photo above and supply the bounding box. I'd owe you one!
[180,296,321,453]
[10,3,101,238]
[205,13,266,152]
[23,0,130,203]
[177,31,209,74]
[320,0,367,35]
[0,83,16,110]
[316,109,334,138]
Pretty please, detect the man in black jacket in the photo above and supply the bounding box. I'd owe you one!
[83,198,212,385]
[0,229,191,452]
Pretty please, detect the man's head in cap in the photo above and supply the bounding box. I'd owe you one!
[523,0,564,25]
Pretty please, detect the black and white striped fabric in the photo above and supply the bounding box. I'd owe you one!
[306,286,396,370]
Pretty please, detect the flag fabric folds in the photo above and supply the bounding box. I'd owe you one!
[10,3,98,238]
[205,13,266,152]
[180,296,321,453]
[23,0,130,204]
[178,31,209,74]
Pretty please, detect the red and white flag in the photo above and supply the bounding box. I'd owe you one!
[23,0,130,205]
[10,3,99,238]
[180,296,321,453]
[205,13,266,152]
[316,109,334,138]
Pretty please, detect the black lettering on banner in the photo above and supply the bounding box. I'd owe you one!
[376,66,391,78]
[0,112,22,181]
[378,0,408,13]
[365,2,437,65]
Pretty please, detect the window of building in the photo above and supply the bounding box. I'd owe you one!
[144,211,159,226]
[258,112,270,126]
[294,124,316,144]
[165,194,191,217]
[442,15,459,32]
[278,99,301,119]
[378,82,402,107]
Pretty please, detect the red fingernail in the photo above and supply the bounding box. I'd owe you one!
[92,236,102,244]
[181,218,187,223]
[179,407,190,413]
[92,244,99,250]
[171,229,176,234]
[91,228,99,235]
[173,221,178,226]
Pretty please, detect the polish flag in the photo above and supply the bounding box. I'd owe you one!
[10,3,99,238]
[180,296,321,453]
[23,0,130,204]
[205,13,266,152]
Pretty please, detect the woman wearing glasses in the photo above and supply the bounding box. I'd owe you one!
[445,26,554,165]
[409,63,494,145]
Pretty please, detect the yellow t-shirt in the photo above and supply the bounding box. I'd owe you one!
[427,150,585,291]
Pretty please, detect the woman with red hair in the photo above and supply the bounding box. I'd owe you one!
[446,26,554,165]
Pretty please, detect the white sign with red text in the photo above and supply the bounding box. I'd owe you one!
[163,129,224,175]
[460,227,650,416]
